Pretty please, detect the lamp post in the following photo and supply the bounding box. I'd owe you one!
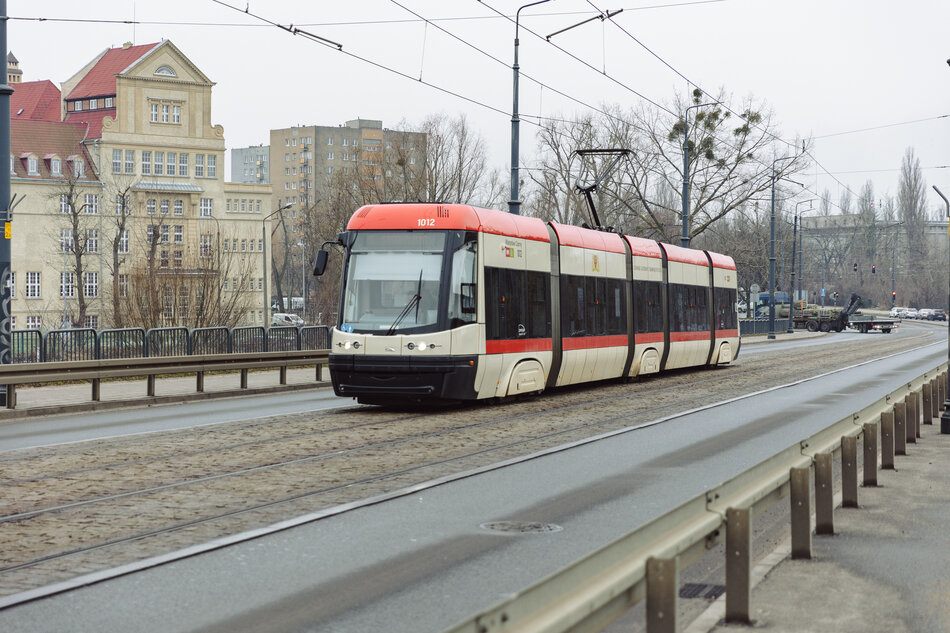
[788,199,815,331]
[933,185,950,434]
[508,0,550,215]
[262,203,292,325]
[882,220,903,309]
[297,240,306,321]
[768,156,796,339]
[681,101,715,248]
[795,206,819,328]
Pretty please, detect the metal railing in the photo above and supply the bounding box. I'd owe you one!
[0,349,330,410]
[7,325,330,363]
[444,362,948,633]
[739,318,791,335]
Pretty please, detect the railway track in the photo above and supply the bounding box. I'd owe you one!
[0,330,937,598]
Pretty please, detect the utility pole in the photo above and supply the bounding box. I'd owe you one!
[0,0,13,405]
[680,101,714,248]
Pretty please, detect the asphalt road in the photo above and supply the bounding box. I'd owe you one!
[1,335,944,633]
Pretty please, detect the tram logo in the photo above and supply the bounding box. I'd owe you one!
[504,246,515,258]
[591,255,600,272]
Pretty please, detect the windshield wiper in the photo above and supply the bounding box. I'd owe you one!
[386,269,424,336]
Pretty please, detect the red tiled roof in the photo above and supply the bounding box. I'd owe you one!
[64,109,115,140]
[11,80,61,122]
[10,119,98,181]
[66,42,160,100]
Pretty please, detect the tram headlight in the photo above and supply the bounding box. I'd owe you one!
[418,342,428,351]
[343,341,351,350]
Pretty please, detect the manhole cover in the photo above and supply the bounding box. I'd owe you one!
[480,521,563,534]
[680,583,726,600]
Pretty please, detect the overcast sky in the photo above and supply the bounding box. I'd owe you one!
[9,0,950,214]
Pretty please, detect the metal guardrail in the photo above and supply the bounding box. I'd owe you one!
[444,362,949,633]
[739,318,791,335]
[8,325,330,363]
[0,349,331,410]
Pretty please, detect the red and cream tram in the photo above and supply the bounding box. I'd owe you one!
[323,203,739,405]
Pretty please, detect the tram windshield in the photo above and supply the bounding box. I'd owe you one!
[340,231,477,334]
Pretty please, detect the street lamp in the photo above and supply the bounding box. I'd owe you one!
[262,202,292,325]
[768,156,796,339]
[933,185,950,434]
[297,240,306,321]
[681,101,716,248]
[787,199,815,331]
[508,0,550,215]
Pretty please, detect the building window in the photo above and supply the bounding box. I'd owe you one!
[74,100,82,112]
[150,103,159,122]
[173,250,183,268]
[161,104,170,124]
[223,278,229,292]
[174,225,183,243]
[327,152,333,160]
[84,315,99,330]
[256,200,261,213]
[166,152,176,175]
[200,234,212,258]
[84,272,98,298]
[179,153,188,176]
[6,271,13,298]
[172,105,181,124]
[118,229,129,254]
[125,150,134,173]
[160,250,169,268]
[240,239,247,252]
[60,195,71,214]
[226,199,232,213]
[60,272,75,298]
[142,151,152,175]
[328,137,334,146]
[26,315,40,329]
[26,272,40,298]
[223,239,229,252]
[241,199,247,213]
[195,154,204,177]
[174,200,183,216]
[154,152,164,176]
[258,238,263,251]
[146,198,156,215]
[105,97,114,108]
[112,149,122,174]
[86,229,99,254]
[160,224,169,243]
[200,198,213,217]
[60,228,73,253]
[84,194,99,214]
[118,273,128,297]
[160,199,170,216]
[207,155,216,178]
[146,225,156,244]
[27,156,38,175]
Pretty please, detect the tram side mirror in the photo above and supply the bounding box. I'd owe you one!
[460,283,476,314]
[313,249,329,276]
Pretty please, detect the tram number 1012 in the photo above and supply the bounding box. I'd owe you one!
[417,218,436,227]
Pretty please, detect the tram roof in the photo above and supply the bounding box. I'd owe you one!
[550,223,627,254]
[346,204,550,242]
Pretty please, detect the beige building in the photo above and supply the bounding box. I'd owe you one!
[9,41,272,330]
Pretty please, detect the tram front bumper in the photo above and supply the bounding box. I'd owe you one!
[329,354,479,402]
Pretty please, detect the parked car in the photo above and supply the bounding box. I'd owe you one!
[904,309,919,319]
[889,307,907,318]
[918,308,934,320]
[929,309,947,321]
[271,313,304,327]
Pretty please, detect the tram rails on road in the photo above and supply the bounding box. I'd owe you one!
[320,203,739,405]
[0,326,935,602]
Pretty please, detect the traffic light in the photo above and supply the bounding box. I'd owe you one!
[853,262,858,272]
[872,265,876,274]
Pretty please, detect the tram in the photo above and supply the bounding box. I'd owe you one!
[317,203,739,405]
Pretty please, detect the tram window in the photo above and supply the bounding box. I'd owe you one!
[715,287,737,330]
[605,278,626,335]
[560,275,586,337]
[634,280,662,334]
[487,267,551,340]
[670,283,709,332]
[448,236,477,328]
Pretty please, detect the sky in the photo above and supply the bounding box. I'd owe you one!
[8,0,950,215]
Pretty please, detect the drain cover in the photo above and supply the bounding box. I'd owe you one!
[480,521,563,534]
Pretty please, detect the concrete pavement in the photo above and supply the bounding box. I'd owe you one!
[687,398,950,633]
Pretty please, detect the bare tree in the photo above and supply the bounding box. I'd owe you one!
[50,177,100,328]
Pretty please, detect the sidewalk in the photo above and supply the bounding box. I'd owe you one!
[0,367,332,420]
[689,419,950,633]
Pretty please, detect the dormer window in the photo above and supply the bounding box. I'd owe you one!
[88,99,97,110]
[74,100,82,112]
[105,97,114,108]
[50,157,62,177]
[72,158,85,178]
[9,155,13,175]
[154,65,176,77]
[26,155,38,175]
